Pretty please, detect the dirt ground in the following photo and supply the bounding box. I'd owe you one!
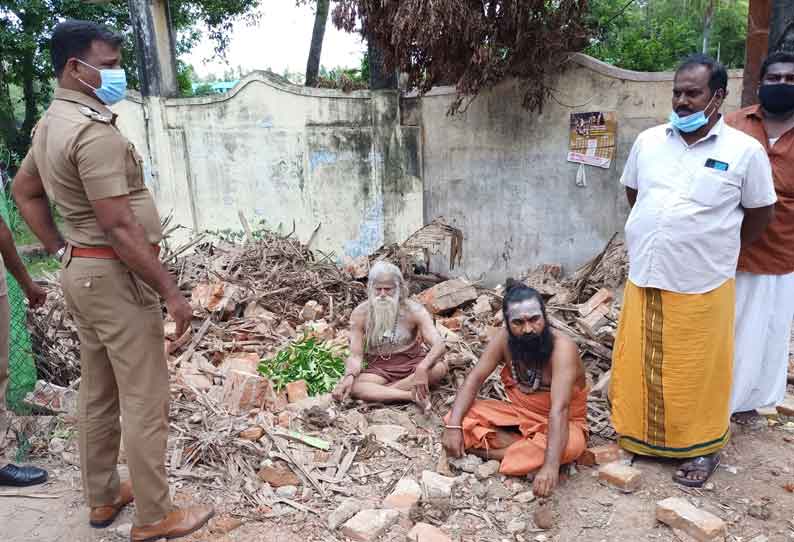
[2,403,793,542]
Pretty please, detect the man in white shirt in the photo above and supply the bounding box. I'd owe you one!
[610,54,776,488]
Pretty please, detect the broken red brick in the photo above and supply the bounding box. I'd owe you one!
[219,352,260,376]
[417,279,478,315]
[257,463,300,488]
[578,288,614,317]
[598,462,642,492]
[238,426,265,441]
[656,497,727,541]
[407,522,453,542]
[286,380,309,403]
[209,515,243,535]
[221,369,276,415]
[777,393,794,417]
[578,444,627,466]
[382,478,421,514]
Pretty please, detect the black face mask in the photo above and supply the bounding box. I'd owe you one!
[759,83,794,115]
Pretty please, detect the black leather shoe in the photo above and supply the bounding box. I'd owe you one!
[0,464,49,487]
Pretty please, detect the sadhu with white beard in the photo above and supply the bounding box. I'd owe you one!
[332,261,447,410]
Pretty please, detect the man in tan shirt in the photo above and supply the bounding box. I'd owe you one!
[13,20,213,539]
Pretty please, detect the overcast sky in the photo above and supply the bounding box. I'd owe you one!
[184,1,365,79]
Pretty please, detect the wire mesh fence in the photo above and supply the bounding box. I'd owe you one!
[0,172,69,461]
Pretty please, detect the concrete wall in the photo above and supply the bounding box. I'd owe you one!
[116,54,743,281]
[113,73,423,258]
[412,54,744,283]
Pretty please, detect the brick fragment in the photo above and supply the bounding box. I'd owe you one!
[656,497,727,541]
[418,279,478,314]
[421,470,456,500]
[285,380,309,403]
[578,444,627,466]
[777,393,794,416]
[238,426,264,441]
[383,478,421,514]
[598,462,642,492]
[407,522,453,542]
[257,463,300,488]
[221,369,276,415]
[578,288,614,317]
[341,509,399,542]
[219,352,260,376]
[328,498,366,530]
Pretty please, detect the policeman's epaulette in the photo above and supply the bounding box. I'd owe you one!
[78,105,112,124]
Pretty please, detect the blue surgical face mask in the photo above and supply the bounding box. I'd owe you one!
[77,59,127,106]
[668,93,719,133]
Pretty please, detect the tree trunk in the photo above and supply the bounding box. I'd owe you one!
[305,0,330,87]
[741,0,771,107]
[702,0,717,54]
[0,61,18,159]
[770,0,794,52]
[19,46,37,154]
[367,33,397,90]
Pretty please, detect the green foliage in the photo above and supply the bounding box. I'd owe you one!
[258,336,348,396]
[316,65,368,91]
[0,0,260,158]
[587,0,749,71]
[23,254,59,277]
[204,218,271,243]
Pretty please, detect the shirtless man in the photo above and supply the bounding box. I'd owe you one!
[442,280,588,497]
[332,261,447,409]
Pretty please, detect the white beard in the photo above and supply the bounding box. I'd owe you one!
[368,296,399,349]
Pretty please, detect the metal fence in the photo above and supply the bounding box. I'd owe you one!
[0,177,37,414]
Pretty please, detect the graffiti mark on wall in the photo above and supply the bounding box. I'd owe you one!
[343,197,384,258]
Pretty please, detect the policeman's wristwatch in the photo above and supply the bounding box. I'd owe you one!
[55,246,66,262]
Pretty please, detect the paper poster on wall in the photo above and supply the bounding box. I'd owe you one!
[567,111,617,169]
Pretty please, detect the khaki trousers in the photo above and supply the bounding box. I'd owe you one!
[61,255,171,525]
[0,295,9,451]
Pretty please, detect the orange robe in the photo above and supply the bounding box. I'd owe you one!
[449,364,589,476]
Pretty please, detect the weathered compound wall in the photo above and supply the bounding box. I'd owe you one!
[115,73,423,259]
[116,55,743,283]
[411,54,743,283]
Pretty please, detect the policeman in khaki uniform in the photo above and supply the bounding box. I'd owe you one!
[13,20,213,540]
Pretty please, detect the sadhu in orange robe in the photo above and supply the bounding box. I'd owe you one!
[448,363,589,476]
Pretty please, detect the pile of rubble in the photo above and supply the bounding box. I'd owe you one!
[22,224,628,428]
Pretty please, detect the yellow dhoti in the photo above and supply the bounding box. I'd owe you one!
[610,280,734,458]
